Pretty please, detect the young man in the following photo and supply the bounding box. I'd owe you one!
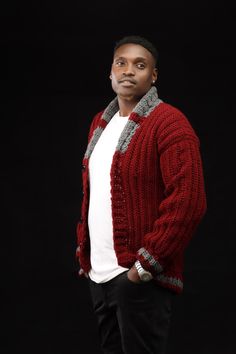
[76,35,207,354]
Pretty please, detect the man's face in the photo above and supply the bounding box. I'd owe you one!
[110,43,157,102]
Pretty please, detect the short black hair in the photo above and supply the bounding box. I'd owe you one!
[114,35,158,66]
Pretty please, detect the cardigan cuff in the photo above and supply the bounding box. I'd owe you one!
[137,247,163,275]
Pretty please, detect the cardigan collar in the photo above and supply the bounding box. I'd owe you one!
[84,86,162,158]
[102,86,161,123]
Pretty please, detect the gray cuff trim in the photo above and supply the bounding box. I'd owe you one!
[138,247,163,273]
[156,274,183,289]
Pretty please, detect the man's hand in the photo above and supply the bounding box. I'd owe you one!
[78,268,88,278]
[127,265,141,283]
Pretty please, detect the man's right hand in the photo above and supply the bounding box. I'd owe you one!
[78,268,88,278]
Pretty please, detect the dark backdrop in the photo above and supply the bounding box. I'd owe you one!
[1,1,235,354]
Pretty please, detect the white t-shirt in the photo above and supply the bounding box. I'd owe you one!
[88,111,129,283]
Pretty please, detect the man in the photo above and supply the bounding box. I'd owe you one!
[76,35,207,354]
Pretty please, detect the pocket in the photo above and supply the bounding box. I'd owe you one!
[124,271,144,286]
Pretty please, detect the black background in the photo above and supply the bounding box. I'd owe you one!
[1,1,235,353]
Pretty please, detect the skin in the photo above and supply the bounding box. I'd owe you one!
[110,43,158,117]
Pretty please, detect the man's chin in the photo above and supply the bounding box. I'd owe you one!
[118,90,141,102]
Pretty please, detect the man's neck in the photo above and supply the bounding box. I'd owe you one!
[118,97,139,117]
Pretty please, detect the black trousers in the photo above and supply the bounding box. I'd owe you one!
[88,271,173,354]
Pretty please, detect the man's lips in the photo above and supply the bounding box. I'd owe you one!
[118,78,136,85]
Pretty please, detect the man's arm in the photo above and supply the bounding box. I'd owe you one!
[135,116,207,278]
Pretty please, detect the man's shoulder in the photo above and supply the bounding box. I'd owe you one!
[153,101,188,121]
[90,110,104,128]
[152,102,194,129]
[93,109,105,121]
[152,102,199,144]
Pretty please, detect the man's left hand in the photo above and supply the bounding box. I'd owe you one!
[127,265,141,283]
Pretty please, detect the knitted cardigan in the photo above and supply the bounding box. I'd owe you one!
[76,87,207,294]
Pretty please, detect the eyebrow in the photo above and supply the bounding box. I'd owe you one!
[114,56,148,62]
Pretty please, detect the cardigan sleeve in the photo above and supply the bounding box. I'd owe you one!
[137,110,207,276]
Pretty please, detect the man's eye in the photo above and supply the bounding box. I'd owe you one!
[137,63,145,69]
[115,61,124,66]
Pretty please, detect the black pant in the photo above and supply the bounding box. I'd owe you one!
[88,271,173,354]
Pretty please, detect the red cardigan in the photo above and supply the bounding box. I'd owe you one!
[76,87,207,293]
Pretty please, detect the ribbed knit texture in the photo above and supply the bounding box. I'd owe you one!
[76,87,207,293]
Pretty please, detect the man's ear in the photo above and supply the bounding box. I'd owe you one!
[153,68,158,81]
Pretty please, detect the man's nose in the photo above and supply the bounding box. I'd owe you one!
[123,64,135,76]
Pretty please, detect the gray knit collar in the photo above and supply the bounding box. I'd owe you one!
[84,86,162,158]
[102,86,162,123]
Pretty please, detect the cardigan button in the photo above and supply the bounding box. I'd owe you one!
[82,165,86,170]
